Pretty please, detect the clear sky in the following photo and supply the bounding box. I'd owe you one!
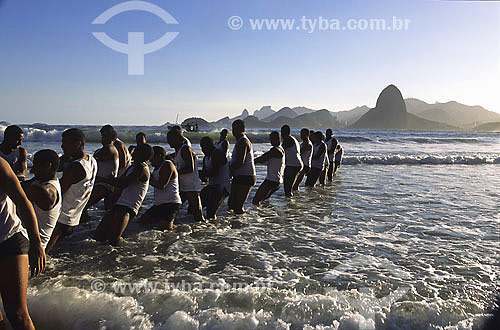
[0,0,498,125]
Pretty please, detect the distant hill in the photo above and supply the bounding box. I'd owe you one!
[474,122,500,132]
[261,107,298,122]
[351,85,457,130]
[405,98,500,128]
[291,106,316,116]
[253,106,275,120]
[332,106,370,125]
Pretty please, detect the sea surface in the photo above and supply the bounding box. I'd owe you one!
[1,124,499,330]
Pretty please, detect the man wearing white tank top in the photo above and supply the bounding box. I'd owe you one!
[305,131,327,187]
[228,120,256,214]
[214,128,230,157]
[81,133,119,221]
[94,144,153,245]
[139,146,181,231]
[325,128,338,182]
[45,129,97,254]
[167,129,204,221]
[199,136,230,219]
[253,131,285,205]
[293,128,313,192]
[21,150,61,250]
[0,157,45,330]
[281,125,303,197]
[0,125,28,181]
[100,125,131,177]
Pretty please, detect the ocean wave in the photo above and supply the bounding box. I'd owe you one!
[343,155,500,165]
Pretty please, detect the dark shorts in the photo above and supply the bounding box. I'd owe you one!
[180,191,200,204]
[0,232,29,260]
[143,203,181,223]
[113,204,136,219]
[305,167,322,186]
[232,175,256,186]
[263,179,281,190]
[55,222,77,237]
[335,161,341,167]
[301,166,310,174]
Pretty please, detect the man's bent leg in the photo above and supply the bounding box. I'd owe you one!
[0,255,34,330]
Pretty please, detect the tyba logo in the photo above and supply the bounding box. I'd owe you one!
[92,1,179,75]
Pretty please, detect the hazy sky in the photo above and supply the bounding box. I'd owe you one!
[0,0,498,125]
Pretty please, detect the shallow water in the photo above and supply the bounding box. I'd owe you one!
[4,129,500,329]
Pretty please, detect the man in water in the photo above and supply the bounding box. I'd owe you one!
[0,125,28,181]
[325,128,338,182]
[0,157,45,330]
[128,132,147,156]
[199,136,230,219]
[45,129,98,253]
[167,130,204,221]
[228,119,256,214]
[94,144,153,245]
[253,131,284,205]
[281,125,303,197]
[100,125,131,177]
[215,129,230,157]
[139,146,181,231]
[21,150,61,250]
[81,131,119,221]
[333,144,343,175]
[292,128,313,192]
[305,131,327,187]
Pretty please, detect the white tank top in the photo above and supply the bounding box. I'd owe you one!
[284,136,303,168]
[204,152,231,193]
[153,160,181,205]
[175,144,201,192]
[335,147,343,162]
[0,192,28,244]
[311,143,327,170]
[326,137,337,161]
[301,141,313,168]
[32,179,62,249]
[0,148,20,168]
[215,140,230,157]
[116,163,149,215]
[266,147,285,183]
[58,155,98,226]
[95,156,119,190]
[231,135,256,177]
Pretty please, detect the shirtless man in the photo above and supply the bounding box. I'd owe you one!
[45,129,97,253]
[128,132,147,156]
[228,120,256,214]
[0,157,45,330]
[199,137,230,219]
[21,150,61,250]
[305,131,327,187]
[139,146,181,231]
[281,125,303,197]
[81,133,119,220]
[0,125,28,181]
[325,129,338,182]
[292,128,313,192]
[94,144,153,245]
[167,130,204,221]
[99,125,131,177]
[253,131,284,205]
[215,129,230,157]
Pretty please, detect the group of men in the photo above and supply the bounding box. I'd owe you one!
[0,120,342,329]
